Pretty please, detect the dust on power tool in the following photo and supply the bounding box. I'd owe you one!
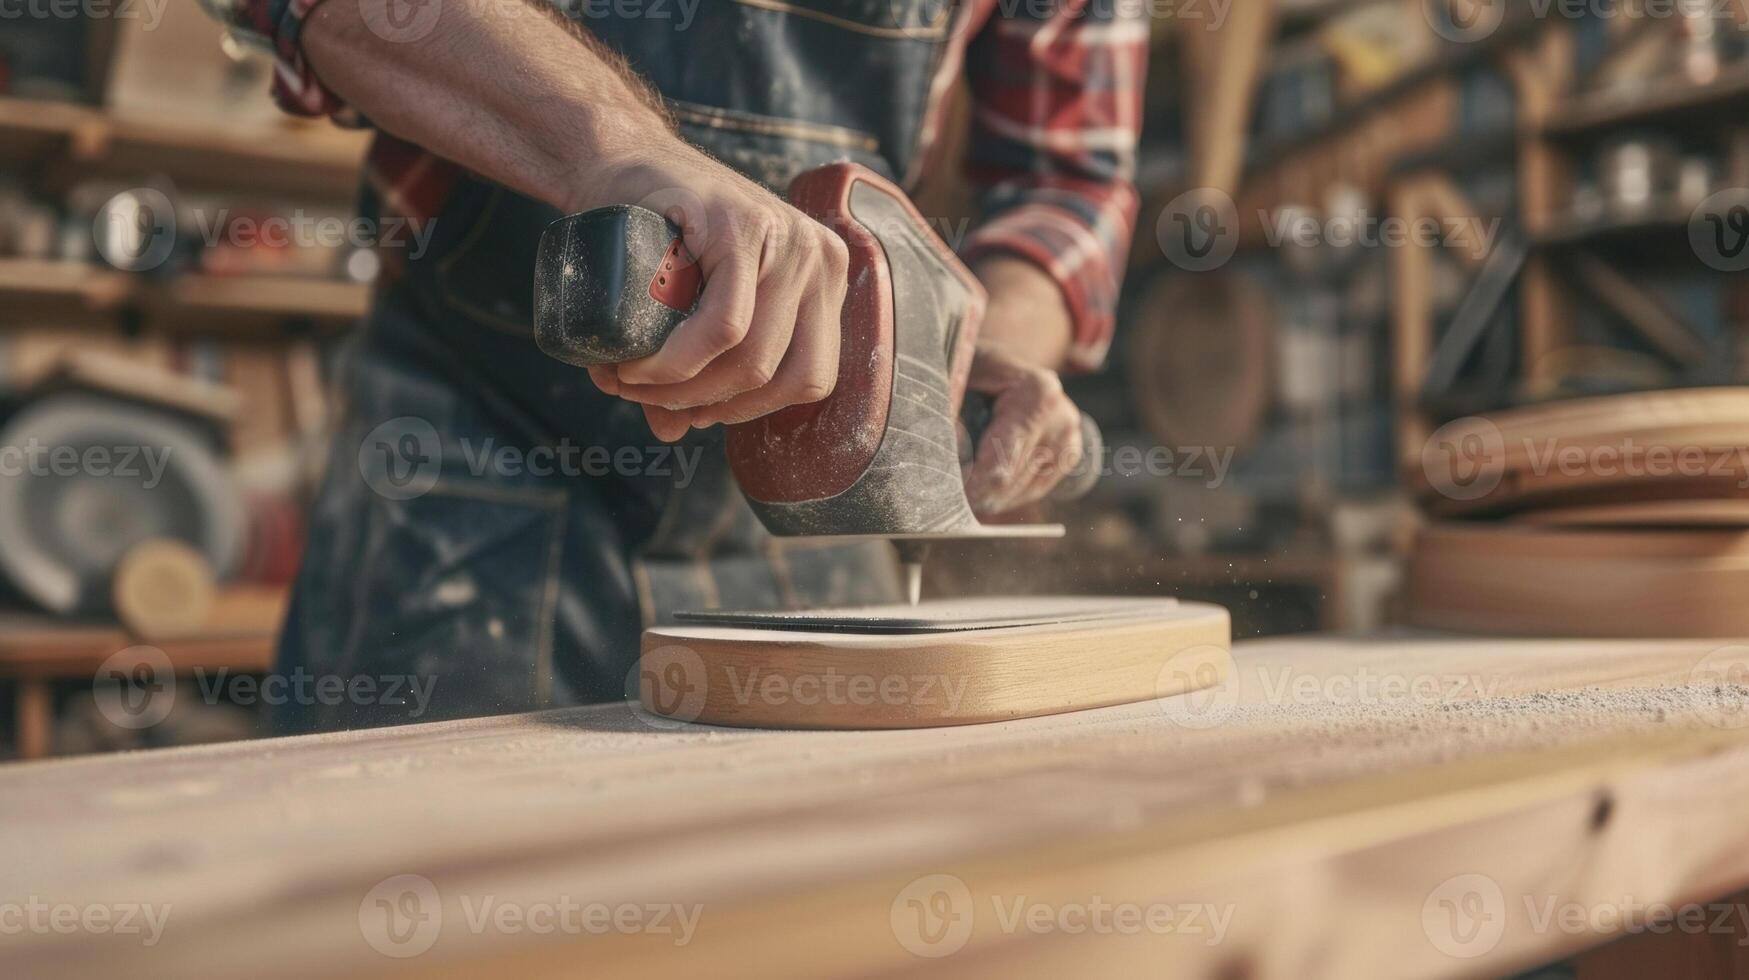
[533,162,1100,605]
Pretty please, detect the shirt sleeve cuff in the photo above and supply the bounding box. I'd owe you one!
[263,0,351,118]
[962,210,1117,374]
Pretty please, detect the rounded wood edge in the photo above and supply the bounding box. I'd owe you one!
[1409,387,1749,517]
[637,601,1232,729]
[1512,499,1749,529]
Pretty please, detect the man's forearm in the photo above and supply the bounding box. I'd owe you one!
[303,0,670,213]
[973,256,1074,371]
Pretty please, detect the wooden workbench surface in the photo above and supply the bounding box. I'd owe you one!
[5,633,1749,979]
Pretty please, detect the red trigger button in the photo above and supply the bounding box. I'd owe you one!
[649,239,702,311]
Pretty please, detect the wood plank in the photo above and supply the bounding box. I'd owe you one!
[1513,499,1749,529]
[1389,177,1435,472]
[1572,886,1749,979]
[1408,523,1749,637]
[0,96,97,166]
[1544,62,1749,140]
[0,586,286,678]
[0,260,369,329]
[0,258,131,310]
[1180,0,1274,195]
[4,634,1749,977]
[642,598,1229,728]
[0,96,367,200]
[1413,387,1749,517]
[140,274,371,326]
[81,114,369,202]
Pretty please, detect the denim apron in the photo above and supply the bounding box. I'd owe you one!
[273,0,958,731]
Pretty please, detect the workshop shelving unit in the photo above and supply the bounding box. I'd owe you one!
[1389,9,1749,470]
[0,95,370,336]
[0,31,369,756]
[1089,0,1550,634]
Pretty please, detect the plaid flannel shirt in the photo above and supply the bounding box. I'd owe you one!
[228,0,1145,370]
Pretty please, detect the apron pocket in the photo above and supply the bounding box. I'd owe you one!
[342,479,568,724]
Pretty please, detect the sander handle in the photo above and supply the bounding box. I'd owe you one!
[532,205,703,367]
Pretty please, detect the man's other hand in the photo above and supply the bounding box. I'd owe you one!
[962,256,1084,517]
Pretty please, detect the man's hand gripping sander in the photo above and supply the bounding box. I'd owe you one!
[532,163,1099,603]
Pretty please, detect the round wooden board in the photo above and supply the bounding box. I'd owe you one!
[1413,387,1749,518]
[1407,523,1749,638]
[1126,272,1274,454]
[638,597,1231,729]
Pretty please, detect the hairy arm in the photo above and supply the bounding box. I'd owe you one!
[297,0,848,441]
[304,0,665,214]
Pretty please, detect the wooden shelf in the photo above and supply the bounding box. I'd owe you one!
[0,96,368,200]
[1531,205,1691,250]
[141,273,371,323]
[1543,63,1749,140]
[0,258,131,309]
[1390,125,1520,177]
[91,114,369,200]
[0,97,99,167]
[0,258,369,330]
[1245,19,1541,179]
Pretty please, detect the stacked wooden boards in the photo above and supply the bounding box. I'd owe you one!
[1408,388,1749,636]
[5,634,1749,979]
